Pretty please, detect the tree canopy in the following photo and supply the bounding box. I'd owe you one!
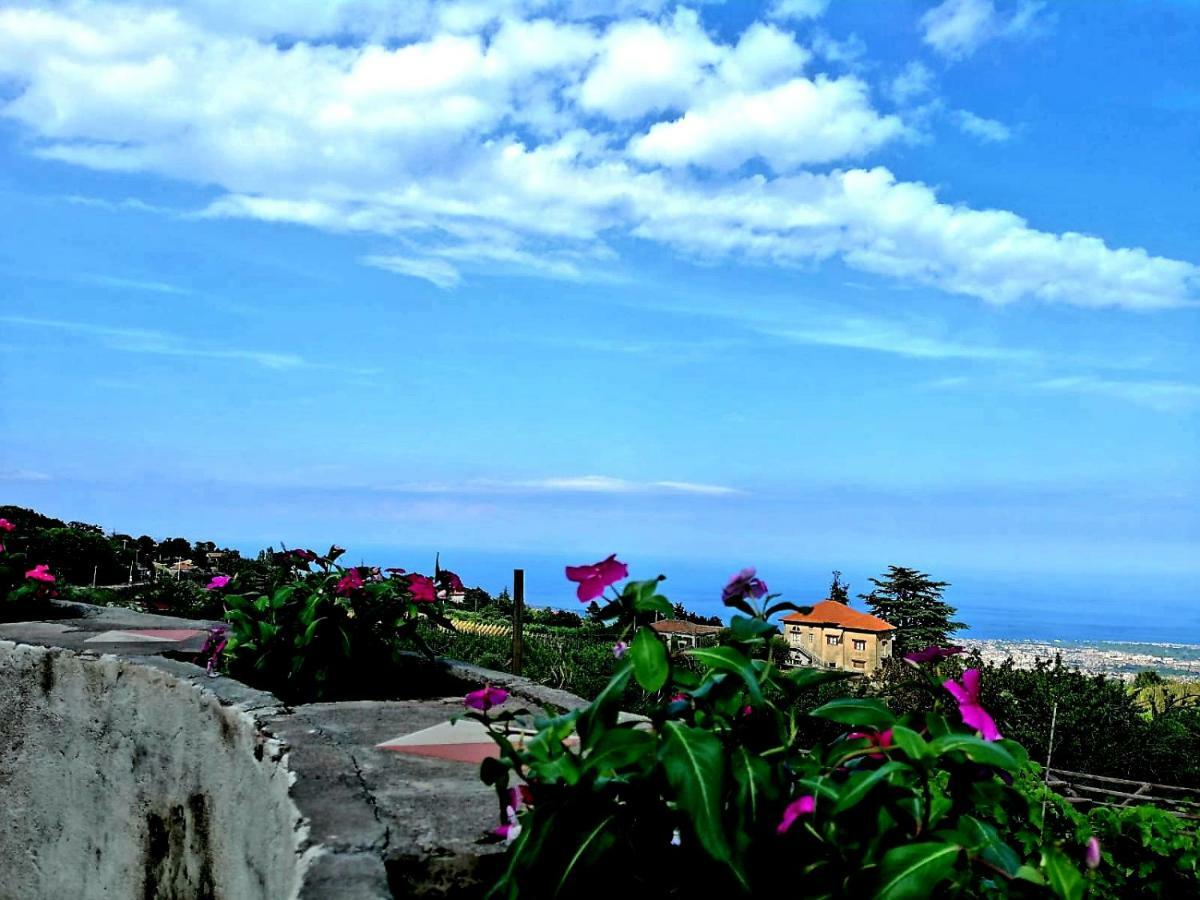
[860,565,963,656]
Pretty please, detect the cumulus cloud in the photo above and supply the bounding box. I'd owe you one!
[767,0,829,22]
[920,0,1045,60]
[0,2,1194,310]
[953,109,1012,142]
[888,61,935,104]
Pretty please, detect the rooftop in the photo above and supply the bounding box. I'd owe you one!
[651,619,724,636]
[781,601,895,634]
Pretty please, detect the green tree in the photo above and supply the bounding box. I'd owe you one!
[860,565,963,656]
[828,570,850,603]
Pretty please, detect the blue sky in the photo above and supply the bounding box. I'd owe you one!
[0,0,1197,608]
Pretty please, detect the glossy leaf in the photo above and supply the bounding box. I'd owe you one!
[832,761,904,815]
[887,725,927,761]
[810,697,896,730]
[659,721,730,864]
[684,645,764,704]
[927,734,1018,771]
[1041,847,1086,900]
[876,842,961,900]
[630,626,669,692]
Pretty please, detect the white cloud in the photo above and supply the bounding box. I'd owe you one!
[0,3,1194,310]
[767,0,829,22]
[629,76,906,171]
[888,61,935,105]
[757,315,1036,362]
[953,109,1012,142]
[920,0,1045,60]
[1036,376,1200,413]
[377,474,742,495]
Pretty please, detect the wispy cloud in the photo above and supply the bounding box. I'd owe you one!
[1,315,306,370]
[1035,376,1200,413]
[79,273,192,296]
[953,109,1012,142]
[375,474,743,497]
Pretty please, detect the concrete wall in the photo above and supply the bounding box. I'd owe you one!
[0,641,307,900]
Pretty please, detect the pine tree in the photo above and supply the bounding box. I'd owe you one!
[860,566,964,657]
[829,570,850,603]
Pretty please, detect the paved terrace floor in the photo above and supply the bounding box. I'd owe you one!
[0,601,588,899]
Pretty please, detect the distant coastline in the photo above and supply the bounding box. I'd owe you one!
[962,637,1200,681]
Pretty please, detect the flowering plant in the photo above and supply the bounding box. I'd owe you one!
[467,558,1091,898]
[221,545,459,701]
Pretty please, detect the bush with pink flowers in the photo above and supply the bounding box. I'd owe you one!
[466,557,1098,899]
[220,546,462,701]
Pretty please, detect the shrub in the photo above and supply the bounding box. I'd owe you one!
[465,559,1094,899]
[221,547,457,702]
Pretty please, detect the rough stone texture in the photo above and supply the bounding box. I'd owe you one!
[0,602,588,898]
[0,640,305,900]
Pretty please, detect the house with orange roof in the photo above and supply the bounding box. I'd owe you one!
[780,601,896,674]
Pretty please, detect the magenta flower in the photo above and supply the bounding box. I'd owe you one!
[437,569,465,593]
[943,669,1002,742]
[612,641,629,659]
[465,685,509,712]
[777,795,816,834]
[198,625,228,678]
[904,645,965,665]
[722,567,768,605]
[205,575,231,591]
[407,573,437,603]
[0,518,14,532]
[291,549,317,563]
[1085,836,1101,870]
[847,728,895,759]
[335,568,364,595]
[25,564,55,583]
[565,554,629,602]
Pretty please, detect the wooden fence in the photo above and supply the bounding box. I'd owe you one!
[1047,767,1200,819]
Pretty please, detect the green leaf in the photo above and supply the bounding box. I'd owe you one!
[730,746,772,825]
[832,761,904,815]
[630,626,669,692]
[727,615,776,643]
[1041,847,1086,900]
[876,842,961,900]
[887,725,927,761]
[1014,864,1045,886]
[659,721,730,864]
[763,601,813,619]
[584,727,654,775]
[555,815,616,896]
[927,734,1017,771]
[957,816,1021,876]
[576,664,633,749]
[781,668,855,691]
[810,698,895,730]
[684,646,764,704]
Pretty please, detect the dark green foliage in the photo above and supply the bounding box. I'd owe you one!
[828,570,850,603]
[469,573,1090,899]
[861,565,964,656]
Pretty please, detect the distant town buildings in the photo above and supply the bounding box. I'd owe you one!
[781,601,896,674]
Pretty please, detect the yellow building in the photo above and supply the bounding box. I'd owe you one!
[780,601,896,674]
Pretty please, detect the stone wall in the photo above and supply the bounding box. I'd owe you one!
[0,641,307,900]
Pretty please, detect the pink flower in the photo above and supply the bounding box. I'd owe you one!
[335,568,364,595]
[465,685,509,712]
[407,573,437,603]
[612,641,629,659]
[291,549,317,562]
[25,564,55,583]
[904,645,964,665]
[1085,836,1101,870]
[437,569,465,593]
[722,567,768,605]
[0,518,14,532]
[205,575,231,591]
[777,795,816,834]
[565,554,629,602]
[847,728,894,759]
[943,669,1002,742]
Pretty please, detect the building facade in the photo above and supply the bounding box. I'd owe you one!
[651,619,723,650]
[780,601,895,674]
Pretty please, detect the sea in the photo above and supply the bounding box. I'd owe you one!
[290,545,1200,648]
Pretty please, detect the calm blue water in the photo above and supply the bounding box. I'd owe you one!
[285,545,1200,646]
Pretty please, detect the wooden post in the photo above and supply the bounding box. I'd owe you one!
[512,569,525,676]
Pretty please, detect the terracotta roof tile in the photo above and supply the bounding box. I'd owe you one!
[780,600,895,633]
[650,619,724,635]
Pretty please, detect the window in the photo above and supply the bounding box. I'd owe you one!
[853,639,866,652]
[826,635,840,646]
[827,662,837,669]
[852,660,865,670]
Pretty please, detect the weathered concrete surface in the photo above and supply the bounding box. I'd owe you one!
[0,602,587,899]
[0,640,305,900]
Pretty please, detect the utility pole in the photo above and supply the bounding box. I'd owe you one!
[1040,701,1059,831]
[512,568,525,676]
